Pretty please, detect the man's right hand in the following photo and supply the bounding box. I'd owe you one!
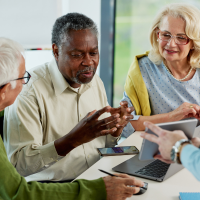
[55,106,121,156]
[103,173,144,200]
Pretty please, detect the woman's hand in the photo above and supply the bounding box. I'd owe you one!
[109,101,134,137]
[168,102,200,121]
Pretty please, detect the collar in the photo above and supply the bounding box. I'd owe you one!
[48,58,95,96]
[48,59,69,96]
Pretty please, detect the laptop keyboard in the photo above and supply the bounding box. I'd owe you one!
[135,159,170,178]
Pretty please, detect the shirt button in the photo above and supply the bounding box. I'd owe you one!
[80,114,82,117]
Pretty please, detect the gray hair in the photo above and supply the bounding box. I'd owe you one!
[51,13,98,53]
[0,37,24,88]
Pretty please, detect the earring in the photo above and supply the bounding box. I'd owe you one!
[157,39,159,42]
[192,46,195,49]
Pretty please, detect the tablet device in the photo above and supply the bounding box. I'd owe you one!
[139,119,198,161]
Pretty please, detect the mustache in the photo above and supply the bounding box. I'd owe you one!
[76,66,96,76]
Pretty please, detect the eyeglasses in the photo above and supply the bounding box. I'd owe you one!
[0,71,31,89]
[157,30,190,45]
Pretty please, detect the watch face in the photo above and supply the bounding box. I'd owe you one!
[170,146,177,162]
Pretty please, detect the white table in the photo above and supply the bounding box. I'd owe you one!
[76,132,200,200]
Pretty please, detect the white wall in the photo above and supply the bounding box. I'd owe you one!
[0,0,101,74]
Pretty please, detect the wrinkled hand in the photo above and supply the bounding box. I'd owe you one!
[103,173,144,200]
[109,101,134,137]
[191,137,200,148]
[169,102,200,121]
[55,106,120,156]
[140,121,187,162]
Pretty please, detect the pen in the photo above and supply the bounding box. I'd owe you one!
[99,169,137,187]
[99,169,147,189]
[98,169,119,177]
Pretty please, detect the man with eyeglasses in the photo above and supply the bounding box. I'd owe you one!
[0,72,31,89]
[3,13,134,183]
[0,37,144,200]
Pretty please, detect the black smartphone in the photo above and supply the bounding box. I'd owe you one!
[97,146,139,156]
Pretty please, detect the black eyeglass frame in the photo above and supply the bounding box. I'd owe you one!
[0,71,31,89]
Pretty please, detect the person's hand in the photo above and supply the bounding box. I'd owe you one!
[103,173,144,200]
[191,137,200,148]
[169,102,200,121]
[109,101,134,137]
[55,106,121,156]
[140,121,187,162]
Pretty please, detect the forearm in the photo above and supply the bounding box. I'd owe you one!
[180,144,200,181]
[1,137,106,200]
[54,134,77,156]
[14,142,63,177]
[2,169,106,200]
[130,113,170,131]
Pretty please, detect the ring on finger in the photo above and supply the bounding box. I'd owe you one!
[190,105,193,108]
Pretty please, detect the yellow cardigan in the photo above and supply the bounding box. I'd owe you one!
[124,51,151,116]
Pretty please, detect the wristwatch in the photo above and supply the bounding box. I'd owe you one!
[170,139,192,164]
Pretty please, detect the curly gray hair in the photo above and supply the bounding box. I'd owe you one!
[51,13,98,53]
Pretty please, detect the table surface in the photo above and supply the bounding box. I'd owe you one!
[75,132,200,200]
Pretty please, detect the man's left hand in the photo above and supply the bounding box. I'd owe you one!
[109,101,134,137]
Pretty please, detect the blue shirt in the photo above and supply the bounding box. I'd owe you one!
[121,56,200,138]
[181,144,200,181]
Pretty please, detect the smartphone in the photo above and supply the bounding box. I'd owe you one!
[97,146,139,156]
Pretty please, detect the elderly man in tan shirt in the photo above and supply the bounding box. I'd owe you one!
[4,13,133,182]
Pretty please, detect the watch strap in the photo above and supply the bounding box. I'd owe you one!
[175,139,192,164]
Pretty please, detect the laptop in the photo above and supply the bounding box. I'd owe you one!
[113,119,198,182]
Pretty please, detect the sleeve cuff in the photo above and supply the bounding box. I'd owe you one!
[181,144,199,165]
[130,111,141,121]
[121,122,135,138]
[181,144,200,181]
[39,141,61,165]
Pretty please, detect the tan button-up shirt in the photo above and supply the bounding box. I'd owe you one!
[4,59,118,182]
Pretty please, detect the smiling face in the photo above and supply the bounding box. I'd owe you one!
[158,15,193,65]
[53,29,99,88]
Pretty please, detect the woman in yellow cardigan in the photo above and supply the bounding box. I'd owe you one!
[122,3,200,137]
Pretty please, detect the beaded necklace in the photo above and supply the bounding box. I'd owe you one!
[164,64,193,81]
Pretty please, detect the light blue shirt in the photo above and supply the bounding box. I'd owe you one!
[121,56,200,137]
[181,144,200,181]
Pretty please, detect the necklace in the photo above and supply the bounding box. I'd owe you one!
[164,64,193,81]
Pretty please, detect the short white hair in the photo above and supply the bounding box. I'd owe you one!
[0,37,24,88]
